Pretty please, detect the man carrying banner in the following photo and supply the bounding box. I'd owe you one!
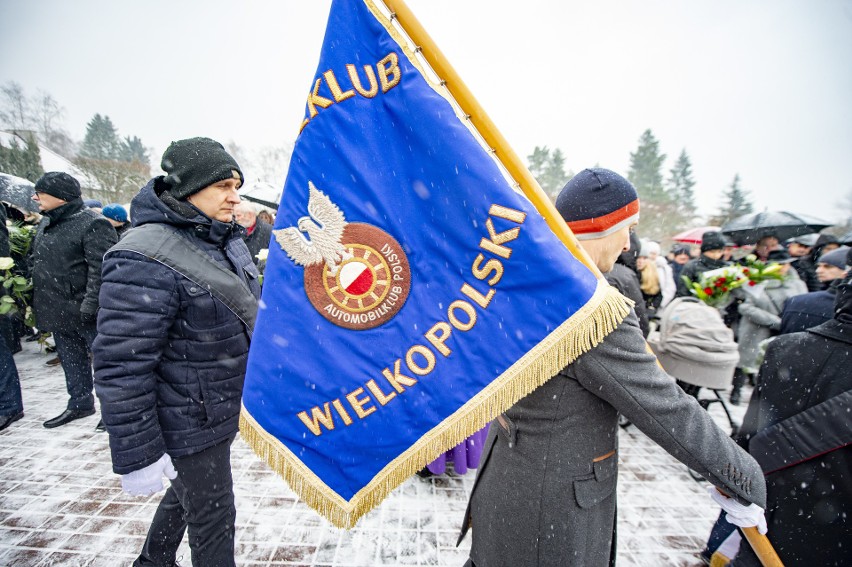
[93,137,261,567]
[458,168,767,566]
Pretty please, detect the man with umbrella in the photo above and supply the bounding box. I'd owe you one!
[721,210,831,249]
[753,234,780,261]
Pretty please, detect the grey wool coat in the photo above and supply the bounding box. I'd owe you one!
[736,272,806,372]
[459,311,766,567]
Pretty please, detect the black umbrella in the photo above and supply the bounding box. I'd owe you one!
[0,172,40,214]
[721,210,832,245]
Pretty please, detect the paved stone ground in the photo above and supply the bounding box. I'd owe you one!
[0,339,750,566]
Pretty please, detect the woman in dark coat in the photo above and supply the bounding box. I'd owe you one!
[731,274,852,566]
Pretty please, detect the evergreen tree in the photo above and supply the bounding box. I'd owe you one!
[76,114,151,202]
[710,174,754,226]
[527,145,570,201]
[627,129,666,201]
[527,146,549,180]
[121,135,149,165]
[0,133,43,182]
[666,148,697,221]
[79,114,122,160]
[627,129,681,240]
[544,148,569,195]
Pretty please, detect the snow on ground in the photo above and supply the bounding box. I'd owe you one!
[0,339,750,566]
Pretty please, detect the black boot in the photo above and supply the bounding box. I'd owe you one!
[730,368,747,406]
[730,386,742,406]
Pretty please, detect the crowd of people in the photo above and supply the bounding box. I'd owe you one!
[0,150,849,565]
[597,211,851,565]
[0,138,276,566]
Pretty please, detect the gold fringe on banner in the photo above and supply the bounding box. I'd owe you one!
[240,281,632,529]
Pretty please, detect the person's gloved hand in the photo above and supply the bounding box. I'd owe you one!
[121,454,178,496]
[709,486,768,534]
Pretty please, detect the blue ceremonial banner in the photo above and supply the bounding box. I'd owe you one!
[240,0,629,528]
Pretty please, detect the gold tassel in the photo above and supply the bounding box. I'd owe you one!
[240,281,632,529]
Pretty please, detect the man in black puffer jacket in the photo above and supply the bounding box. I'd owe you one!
[93,138,261,567]
[31,172,118,428]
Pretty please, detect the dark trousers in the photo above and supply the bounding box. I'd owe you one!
[52,326,97,411]
[135,438,236,567]
[702,510,737,558]
[0,318,22,416]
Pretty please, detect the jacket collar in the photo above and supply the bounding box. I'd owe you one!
[808,319,852,345]
[161,191,242,247]
[42,198,84,225]
[808,276,852,343]
[698,255,728,270]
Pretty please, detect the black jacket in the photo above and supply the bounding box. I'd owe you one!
[242,218,273,264]
[605,264,650,337]
[731,277,852,567]
[93,178,261,474]
[675,254,729,297]
[31,198,118,332]
[791,256,820,292]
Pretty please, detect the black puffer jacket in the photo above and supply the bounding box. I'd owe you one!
[31,198,118,332]
[93,178,261,474]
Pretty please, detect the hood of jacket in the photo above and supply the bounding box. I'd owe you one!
[131,177,244,246]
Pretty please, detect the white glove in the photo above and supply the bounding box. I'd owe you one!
[709,486,768,534]
[121,454,178,496]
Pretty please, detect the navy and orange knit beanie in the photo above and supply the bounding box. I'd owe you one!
[555,168,640,240]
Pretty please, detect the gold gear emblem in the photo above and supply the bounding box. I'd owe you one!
[304,223,411,330]
[322,244,391,313]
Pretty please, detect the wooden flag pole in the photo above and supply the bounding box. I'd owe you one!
[383,2,785,566]
[381,0,601,278]
[742,527,784,567]
[714,487,784,566]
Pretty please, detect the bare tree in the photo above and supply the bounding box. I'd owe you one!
[227,141,293,187]
[252,144,293,186]
[32,91,64,135]
[0,82,33,131]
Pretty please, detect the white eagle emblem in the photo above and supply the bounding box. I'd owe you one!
[273,181,351,272]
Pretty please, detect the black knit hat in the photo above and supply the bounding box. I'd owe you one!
[700,231,726,253]
[555,168,639,241]
[160,137,243,200]
[34,172,81,202]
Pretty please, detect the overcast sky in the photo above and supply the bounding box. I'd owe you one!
[1,0,850,224]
